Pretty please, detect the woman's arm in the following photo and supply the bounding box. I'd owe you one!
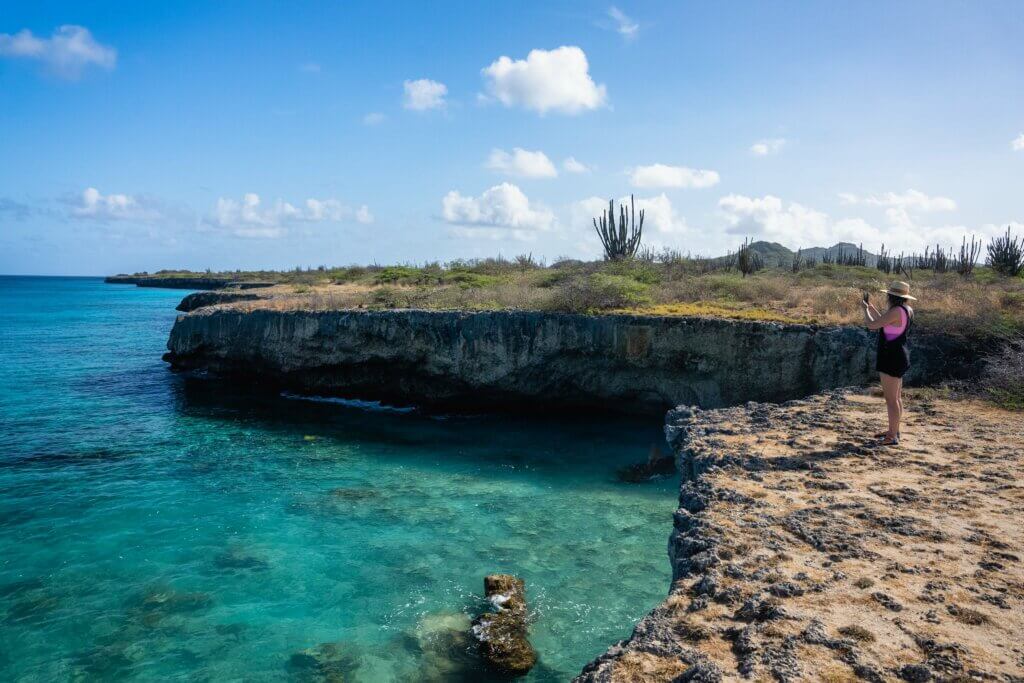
[865,306,901,331]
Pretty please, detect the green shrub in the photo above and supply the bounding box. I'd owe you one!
[370,286,410,309]
[375,266,422,284]
[600,259,662,285]
[441,271,500,289]
[546,273,651,312]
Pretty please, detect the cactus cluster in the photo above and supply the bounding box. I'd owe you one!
[593,195,644,260]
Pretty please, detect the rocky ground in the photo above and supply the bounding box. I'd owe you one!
[578,389,1024,682]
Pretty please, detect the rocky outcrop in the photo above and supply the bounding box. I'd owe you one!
[175,291,262,312]
[472,574,536,676]
[576,390,1024,681]
[163,308,974,414]
[105,275,273,290]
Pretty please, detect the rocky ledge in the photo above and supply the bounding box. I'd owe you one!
[105,275,274,290]
[175,291,262,312]
[577,389,1024,681]
[163,307,973,413]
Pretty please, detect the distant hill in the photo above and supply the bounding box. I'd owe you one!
[719,241,878,268]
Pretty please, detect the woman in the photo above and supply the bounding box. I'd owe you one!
[862,281,916,445]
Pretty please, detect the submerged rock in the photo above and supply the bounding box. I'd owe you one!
[402,611,485,681]
[471,574,536,677]
[214,545,270,571]
[287,641,359,682]
[617,444,677,482]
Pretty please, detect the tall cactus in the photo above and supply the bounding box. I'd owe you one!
[593,195,644,260]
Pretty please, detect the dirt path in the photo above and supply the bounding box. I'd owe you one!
[578,389,1024,682]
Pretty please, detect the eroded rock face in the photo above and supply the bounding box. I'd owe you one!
[472,574,536,676]
[577,389,1024,681]
[176,291,261,312]
[163,309,972,413]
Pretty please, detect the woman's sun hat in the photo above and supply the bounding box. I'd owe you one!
[880,280,917,300]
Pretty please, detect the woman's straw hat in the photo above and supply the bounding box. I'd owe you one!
[880,280,917,300]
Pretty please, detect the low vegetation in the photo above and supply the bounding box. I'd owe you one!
[154,253,1023,342]
[124,227,1024,343]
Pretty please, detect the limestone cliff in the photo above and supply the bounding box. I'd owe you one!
[576,390,1024,681]
[163,308,971,413]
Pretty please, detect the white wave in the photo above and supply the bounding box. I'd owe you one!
[280,392,416,414]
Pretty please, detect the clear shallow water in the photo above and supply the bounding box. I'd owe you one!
[0,276,675,681]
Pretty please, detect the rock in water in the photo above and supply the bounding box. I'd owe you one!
[287,641,358,682]
[617,444,676,482]
[471,574,536,676]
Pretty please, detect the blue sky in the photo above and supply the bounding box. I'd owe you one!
[1,0,1022,275]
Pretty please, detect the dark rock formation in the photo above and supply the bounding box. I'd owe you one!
[616,445,677,482]
[176,291,261,312]
[472,574,536,676]
[105,275,273,290]
[287,641,358,681]
[163,308,974,414]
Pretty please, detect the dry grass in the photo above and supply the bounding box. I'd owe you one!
[186,260,1023,341]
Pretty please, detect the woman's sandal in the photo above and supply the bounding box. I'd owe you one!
[880,436,900,446]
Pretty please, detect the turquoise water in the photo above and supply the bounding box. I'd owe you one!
[0,276,675,681]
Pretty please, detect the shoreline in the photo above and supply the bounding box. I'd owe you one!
[577,389,1024,681]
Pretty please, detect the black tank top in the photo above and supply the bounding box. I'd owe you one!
[876,304,912,366]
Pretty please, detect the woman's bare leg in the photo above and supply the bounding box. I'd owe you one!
[880,373,900,440]
[895,376,903,437]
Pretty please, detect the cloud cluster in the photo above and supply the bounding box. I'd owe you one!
[716,191,1002,255]
[213,193,372,238]
[485,148,557,178]
[0,25,116,79]
[629,163,720,189]
[718,194,833,244]
[442,183,554,239]
[749,138,786,156]
[607,7,639,40]
[1013,134,1024,151]
[71,187,160,221]
[481,46,607,115]
[562,157,590,174]
[840,189,956,229]
[403,79,447,111]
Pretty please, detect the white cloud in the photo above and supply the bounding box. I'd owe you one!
[718,194,833,245]
[856,189,957,212]
[840,189,957,230]
[362,112,385,125]
[481,46,607,115]
[355,205,374,224]
[212,193,370,238]
[485,148,558,178]
[608,7,639,40]
[717,192,993,254]
[442,183,554,239]
[71,187,159,221]
[0,25,116,79]
[629,163,720,189]
[1012,134,1024,151]
[749,138,786,156]
[299,62,321,73]
[563,157,590,174]
[403,78,447,110]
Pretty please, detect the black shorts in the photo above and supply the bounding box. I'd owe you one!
[877,347,910,378]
